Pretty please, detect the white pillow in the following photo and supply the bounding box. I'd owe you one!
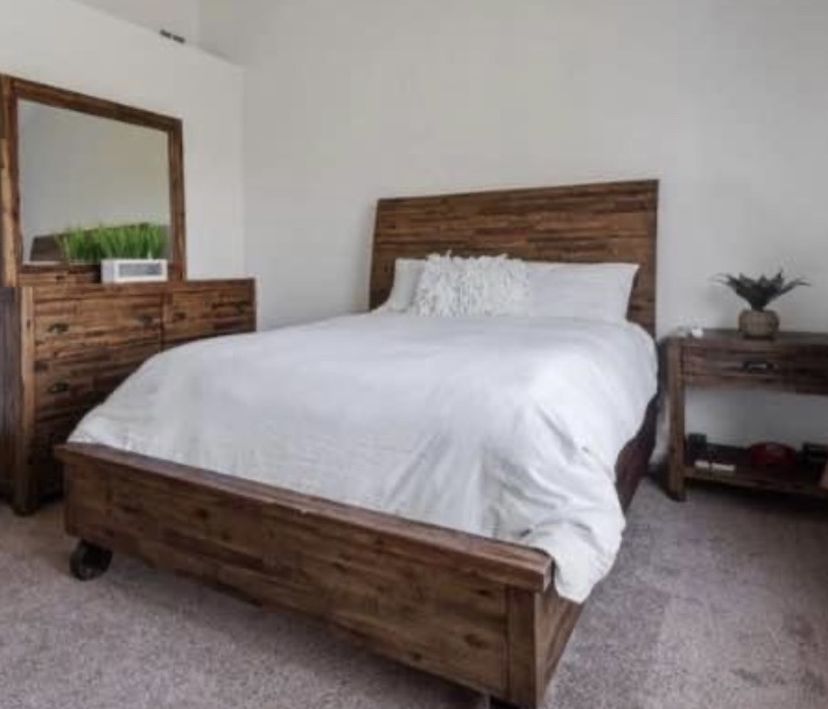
[410,254,529,317]
[379,258,425,312]
[527,262,639,323]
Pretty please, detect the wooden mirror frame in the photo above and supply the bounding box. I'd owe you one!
[0,74,186,288]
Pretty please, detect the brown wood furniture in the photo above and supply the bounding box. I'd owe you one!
[0,74,256,513]
[0,280,255,513]
[57,180,657,708]
[667,329,828,500]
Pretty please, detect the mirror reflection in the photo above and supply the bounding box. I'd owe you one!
[18,100,170,264]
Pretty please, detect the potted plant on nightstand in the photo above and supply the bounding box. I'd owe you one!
[716,271,808,339]
[58,223,169,283]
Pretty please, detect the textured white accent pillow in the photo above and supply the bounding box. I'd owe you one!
[410,254,529,317]
[527,262,639,323]
[378,258,425,312]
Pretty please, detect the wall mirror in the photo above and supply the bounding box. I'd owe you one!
[19,101,170,264]
[0,75,185,287]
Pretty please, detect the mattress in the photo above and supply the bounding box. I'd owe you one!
[71,312,657,602]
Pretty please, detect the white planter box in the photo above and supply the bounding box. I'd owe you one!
[101,259,168,284]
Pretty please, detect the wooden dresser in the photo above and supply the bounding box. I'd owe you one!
[0,76,258,513]
[0,279,255,513]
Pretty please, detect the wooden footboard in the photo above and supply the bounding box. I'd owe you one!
[56,400,656,708]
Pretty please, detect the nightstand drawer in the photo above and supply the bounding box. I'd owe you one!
[682,344,828,394]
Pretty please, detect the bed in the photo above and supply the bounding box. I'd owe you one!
[57,179,659,708]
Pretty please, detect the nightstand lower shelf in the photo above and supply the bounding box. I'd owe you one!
[686,443,828,500]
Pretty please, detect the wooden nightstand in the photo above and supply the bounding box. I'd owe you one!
[667,329,828,500]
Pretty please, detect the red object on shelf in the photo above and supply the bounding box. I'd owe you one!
[747,442,798,472]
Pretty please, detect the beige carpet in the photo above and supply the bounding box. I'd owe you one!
[1,478,826,709]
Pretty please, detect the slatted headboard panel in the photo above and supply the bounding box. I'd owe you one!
[370,179,658,333]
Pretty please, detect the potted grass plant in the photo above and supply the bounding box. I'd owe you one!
[58,223,169,283]
[716,271,808,339]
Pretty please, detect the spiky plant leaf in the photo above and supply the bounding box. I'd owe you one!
[715,270,809,311]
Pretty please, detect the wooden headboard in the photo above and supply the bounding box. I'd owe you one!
[370,179,658,333]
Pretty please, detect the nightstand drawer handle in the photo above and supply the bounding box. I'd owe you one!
[742,359,777,373]
[47,381,70,395]
[47,323,69,335]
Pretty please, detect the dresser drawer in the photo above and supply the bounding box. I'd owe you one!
[34,343,160,423]
[34,294,163,359]
[28,414,82,499]
[682,343,828,394]
[32,414,81,455]
[164,283,255,347]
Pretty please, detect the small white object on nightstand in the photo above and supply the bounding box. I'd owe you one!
[675,326,705,339]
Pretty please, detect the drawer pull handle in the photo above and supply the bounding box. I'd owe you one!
[742,360,777,373]
[137,314,155,326]
[48,323,69,335]
[48,381,70,395]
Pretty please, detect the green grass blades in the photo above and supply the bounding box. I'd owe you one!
[57,223,169,264]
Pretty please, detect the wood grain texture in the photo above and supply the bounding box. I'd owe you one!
[57,397,656,708]
[4,76,179,130]
[0,288,20,497]
[35,343,161,422]
[680,330,828,395]
[667,338,686,500]
[15,288,36,512]
[0,279,255,514]
[0,73,186,285]
[370,180,658,333]
[167,121,186,278]
[0,287,36,511]
[59,443,535,698]
[667,330,828,500]
[34,293,163,360]
[0,75,22,287]
[18,262,184,287]
[163,281,256,347]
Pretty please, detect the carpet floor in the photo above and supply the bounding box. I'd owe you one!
[1,477,826,709]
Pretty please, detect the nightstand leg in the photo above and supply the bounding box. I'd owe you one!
[667,339,687,501]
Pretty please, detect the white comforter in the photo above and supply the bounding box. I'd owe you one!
[71,313,657,602]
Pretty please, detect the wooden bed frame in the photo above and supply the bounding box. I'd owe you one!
[57,179,658,708]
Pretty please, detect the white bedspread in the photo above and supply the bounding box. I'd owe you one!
[71,313,657,602]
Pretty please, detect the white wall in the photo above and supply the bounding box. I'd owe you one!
[19,102,169,255]
[74,0,200,43]
[200,0,828,447]
[0,0,245,279]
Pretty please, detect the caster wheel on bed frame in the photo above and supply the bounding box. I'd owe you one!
[490,698,523,709]
[70,541,113,581]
